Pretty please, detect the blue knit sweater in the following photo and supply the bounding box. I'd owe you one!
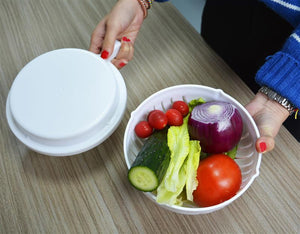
[156,0,300,108]
[255,0,300,109]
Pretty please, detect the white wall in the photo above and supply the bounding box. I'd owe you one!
[171,0,206,33]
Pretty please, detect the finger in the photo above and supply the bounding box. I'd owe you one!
[255,120,276,153]
[116,37,134,61]
[89,19,107,54]
[254,118,277,153]
[256,136,275,153]
[110,37,134,69]
[100,19,122,59]
[111,59,128,70]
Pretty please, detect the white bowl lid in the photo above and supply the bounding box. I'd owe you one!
[6,48,127,156]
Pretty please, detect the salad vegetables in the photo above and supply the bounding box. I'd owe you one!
[129,98,243,207]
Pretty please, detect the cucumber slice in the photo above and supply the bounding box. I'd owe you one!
[128,166,159,192]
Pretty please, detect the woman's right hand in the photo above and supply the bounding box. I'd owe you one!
[89,0,144,69]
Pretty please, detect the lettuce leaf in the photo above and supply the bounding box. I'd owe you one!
[164,116,190,192]
[225,144,238,159]
[188,97,206,112]
[156,159,187,206]
[156,116,190,205]
[156,116,201,205]
[185,140,201,201]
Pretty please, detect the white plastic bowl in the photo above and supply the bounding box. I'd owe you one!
[124,84,262,215]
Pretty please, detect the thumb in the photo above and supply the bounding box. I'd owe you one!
[253,118,277,154]
[256,135,275,154]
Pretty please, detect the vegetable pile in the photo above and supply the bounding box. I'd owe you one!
[128,98,243,207]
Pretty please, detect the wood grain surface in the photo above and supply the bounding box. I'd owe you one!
[0,1,299,233]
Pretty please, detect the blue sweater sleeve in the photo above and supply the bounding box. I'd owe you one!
[255,24,300,108]
[260,0,300,27]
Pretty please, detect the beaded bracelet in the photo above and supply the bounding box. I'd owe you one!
[146,0,153,8]
[137,0,148,18]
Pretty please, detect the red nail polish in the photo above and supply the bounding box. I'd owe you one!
[119,62,127,67]
[101,50,109,59]
[122,36,130,42]
[259,142,267,152]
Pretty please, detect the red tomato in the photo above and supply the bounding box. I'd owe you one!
[165,109,183,126]
[147,110,159,122]
[134,121,153,138]
[193,154,242,207]
[148,110,168,130]
[172,101,189,116]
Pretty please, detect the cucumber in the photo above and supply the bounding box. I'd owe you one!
[128,129,171,192]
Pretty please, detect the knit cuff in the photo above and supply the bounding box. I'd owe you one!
[255,52,300,108]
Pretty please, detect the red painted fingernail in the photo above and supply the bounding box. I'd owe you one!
[101,50,109,59]
[119,62,127,67]
[259,142,267,153]
[122,36,131,42]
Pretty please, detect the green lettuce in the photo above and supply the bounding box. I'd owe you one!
[156,158,187,206]
[164,116,190,192]
[188,97,206,112]
[185,140,201,201]
[156,116,201,206]
[225,144,238,159]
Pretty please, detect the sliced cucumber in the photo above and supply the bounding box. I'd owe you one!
[128,129,170,192]
[128,166,159,192]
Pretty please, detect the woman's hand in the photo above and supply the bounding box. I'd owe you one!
[89,0,144,69]
[245,92,290,153]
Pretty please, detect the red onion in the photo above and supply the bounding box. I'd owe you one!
[188,101,243,154]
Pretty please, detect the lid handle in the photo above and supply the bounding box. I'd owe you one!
[107,40,122,62]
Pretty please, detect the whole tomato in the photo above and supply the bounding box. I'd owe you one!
[165,109,183,126]
[148,110,168,130]
[134,121,153,138]
[193,154,242,207]
[172,101,189,116]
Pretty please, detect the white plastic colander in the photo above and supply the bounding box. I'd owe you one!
[123,84,262,215]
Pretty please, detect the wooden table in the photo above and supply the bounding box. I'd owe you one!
[0,1,299,233]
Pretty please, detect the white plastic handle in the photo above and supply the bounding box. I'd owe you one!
[107,40,122,62]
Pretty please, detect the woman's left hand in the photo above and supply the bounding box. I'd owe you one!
[89,0,144,69]
[245,92,290,153]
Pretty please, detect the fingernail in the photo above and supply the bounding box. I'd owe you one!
[259,142,267,153]
[122,36,131,42]
[101,50,109,59]
[119,62,127,67]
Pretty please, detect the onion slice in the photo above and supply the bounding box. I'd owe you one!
[188,101,243,154]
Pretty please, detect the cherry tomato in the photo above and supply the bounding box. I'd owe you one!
[172,101,189,116]
[134,121,153,138]
[165,109,183,126]
[148,110,168,130]
[193,154,242,207]
[147,110,159,122]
